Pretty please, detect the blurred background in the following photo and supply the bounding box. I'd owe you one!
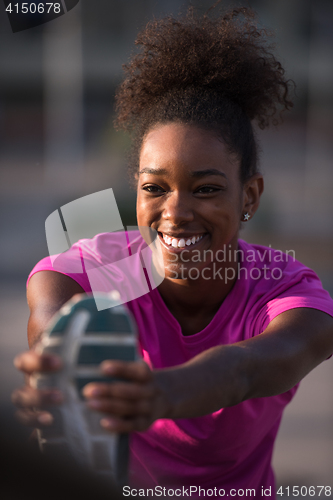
[0,0,332,493]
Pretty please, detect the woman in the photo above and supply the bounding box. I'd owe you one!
[12,6,333,497]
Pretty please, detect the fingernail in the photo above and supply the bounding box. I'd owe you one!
[37,413,53,425]
[100,418,116,430]
[83,387,102,398]
[101,361,115,374]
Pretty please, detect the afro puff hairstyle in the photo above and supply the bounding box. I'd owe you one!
[115,6,294,184]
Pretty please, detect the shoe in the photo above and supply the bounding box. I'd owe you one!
[31,292,138,487]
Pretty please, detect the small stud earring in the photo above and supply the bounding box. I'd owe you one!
[243,213,250,221]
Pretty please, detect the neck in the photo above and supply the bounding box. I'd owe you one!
[157,260,238,318]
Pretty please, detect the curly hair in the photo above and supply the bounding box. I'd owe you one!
[115,6,294,183]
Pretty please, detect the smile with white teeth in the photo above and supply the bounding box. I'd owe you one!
[161,233,204,248]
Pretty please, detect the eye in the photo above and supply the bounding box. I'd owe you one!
[195,185,222,194]
[142,184,165,194]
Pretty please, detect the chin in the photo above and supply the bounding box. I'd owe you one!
[164,262,205,281]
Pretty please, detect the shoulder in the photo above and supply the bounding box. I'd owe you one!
[28,230,143,292]
[237,240,333,334]
[239,239,299,269]
[238,239,324,288]
[26,230,145,345]
[79,230,141,261]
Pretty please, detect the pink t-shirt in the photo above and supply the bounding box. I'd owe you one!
[28,232,333,497]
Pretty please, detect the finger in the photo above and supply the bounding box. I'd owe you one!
[82,381,155,400]
[100,360,152,383]
[15,408,54,427]
[86,397,152,416]
[14,351,62,375]
[100,416,151,433]
[11,386,63,408]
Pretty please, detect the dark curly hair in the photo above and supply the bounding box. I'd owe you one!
[115,6,294,184]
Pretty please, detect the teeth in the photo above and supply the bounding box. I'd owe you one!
[162,234,204,248]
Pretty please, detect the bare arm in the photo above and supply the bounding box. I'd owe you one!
[12,271,85,426]
[83,307,333,432]
[14,274,333,432]
[154,308,333,418]
[27,271,85,348]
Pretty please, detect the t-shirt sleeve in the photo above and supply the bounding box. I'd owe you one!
[27,252,92,293]
[26,231,138,294]
[254,267,333,334]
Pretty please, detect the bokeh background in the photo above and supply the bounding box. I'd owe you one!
[0,0,332,494]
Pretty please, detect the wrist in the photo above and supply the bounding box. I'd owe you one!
[153,368,180,420]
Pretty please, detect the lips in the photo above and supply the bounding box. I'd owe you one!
[159,232,204,248]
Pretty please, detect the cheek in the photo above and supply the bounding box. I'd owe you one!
[208,199,242,241]
[136,192,158,227]
[210,198,238,222]
[136,193,146,226]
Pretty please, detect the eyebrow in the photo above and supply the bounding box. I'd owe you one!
[139,167,227,179]
[190,169,227,179]
[139,168,168,175]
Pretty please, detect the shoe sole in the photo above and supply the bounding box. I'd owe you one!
[31,293,138,487]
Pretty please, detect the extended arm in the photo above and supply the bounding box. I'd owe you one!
[12,271,85,427]
[83,307,333,432]
[14,273,333,432]
[27,270,85,348]
[155,308,333,418]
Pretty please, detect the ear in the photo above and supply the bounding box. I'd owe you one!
[241,173,264,220]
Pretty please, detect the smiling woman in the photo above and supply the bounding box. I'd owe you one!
[12,4,333,499]
[136,123,262,292]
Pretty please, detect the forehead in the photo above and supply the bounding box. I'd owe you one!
[140,123,239,173]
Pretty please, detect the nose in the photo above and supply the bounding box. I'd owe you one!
[162,191,194,226]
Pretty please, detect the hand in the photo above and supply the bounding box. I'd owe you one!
[11,350,63,427]
[83,360,171,433]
